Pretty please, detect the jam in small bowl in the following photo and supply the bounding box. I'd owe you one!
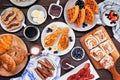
[60,57,72,70]
[71,46,85,61]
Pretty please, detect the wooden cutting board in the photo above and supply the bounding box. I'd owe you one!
[0,34,28,76]
[80,26,120,80]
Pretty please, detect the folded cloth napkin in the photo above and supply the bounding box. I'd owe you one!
[98,0,120,43]
[10,52,61,80]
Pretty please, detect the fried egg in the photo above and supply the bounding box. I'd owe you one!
[31,10,45,24]
[31,10,41,18]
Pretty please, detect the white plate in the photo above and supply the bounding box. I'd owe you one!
[59,60,100,80]
[29,56,57,80]
[9,0,37,7]
[0,7,25,32]
[41,22,75,56]
[64,0,98,31]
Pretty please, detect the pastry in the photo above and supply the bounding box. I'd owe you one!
[94,30,107,43]
[85,0,98,14]
[90,47,106,61]
[100,40,114,54]
[7,46,26,65]
[1,10,16,25]
[12,8,24,22]
[74,8,85,27]
[85,5,94,24]
[44,27,62,47]
[100,54,114,69]
[67,5,79,23]
[6,21,21,31]
[85,35,98,49]
[0,54,16,72]
[58,27,69,50]
[0,35,12,55]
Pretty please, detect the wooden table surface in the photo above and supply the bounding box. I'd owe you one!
[0,0,120,80]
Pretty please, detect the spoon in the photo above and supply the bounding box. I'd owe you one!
[66,63,75,69]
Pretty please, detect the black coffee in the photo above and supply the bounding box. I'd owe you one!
[25,27,38,38]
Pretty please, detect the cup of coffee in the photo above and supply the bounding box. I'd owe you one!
[23,25,40,41]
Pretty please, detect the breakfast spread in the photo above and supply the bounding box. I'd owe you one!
[1,8,24,31]
[66,0,98,27]
[1,0,120,80]
[34,58,55,80]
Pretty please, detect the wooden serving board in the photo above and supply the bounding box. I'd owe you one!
[80,26,120,80]
[0,34,28,76]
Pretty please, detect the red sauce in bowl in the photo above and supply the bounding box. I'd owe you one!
[60,57,71,70]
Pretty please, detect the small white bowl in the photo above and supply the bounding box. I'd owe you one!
[27,5,47,25]
[71,46,85,61]
[102,9,119,27]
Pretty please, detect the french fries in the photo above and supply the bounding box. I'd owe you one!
[35,58,54,80]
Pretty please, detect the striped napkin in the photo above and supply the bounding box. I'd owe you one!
[99,0,120,43]
[10,52,61,80]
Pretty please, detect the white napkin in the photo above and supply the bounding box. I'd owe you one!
[10,53,61,80]
[99,0,120,43]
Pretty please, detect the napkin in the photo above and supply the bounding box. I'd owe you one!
[10,52,61,80]
[98,0,120,43]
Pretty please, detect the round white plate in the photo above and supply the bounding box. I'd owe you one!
[64,0,98,31]
[29,56,57,80]
[41,22,75,56]
[0,7,25,32]
[9,0,37,7]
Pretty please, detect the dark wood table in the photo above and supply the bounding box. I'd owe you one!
[0,0,120,80]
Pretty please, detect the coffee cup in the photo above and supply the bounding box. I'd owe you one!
[23,25,40,41]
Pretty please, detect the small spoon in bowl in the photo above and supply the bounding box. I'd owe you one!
[66,63,75,69]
